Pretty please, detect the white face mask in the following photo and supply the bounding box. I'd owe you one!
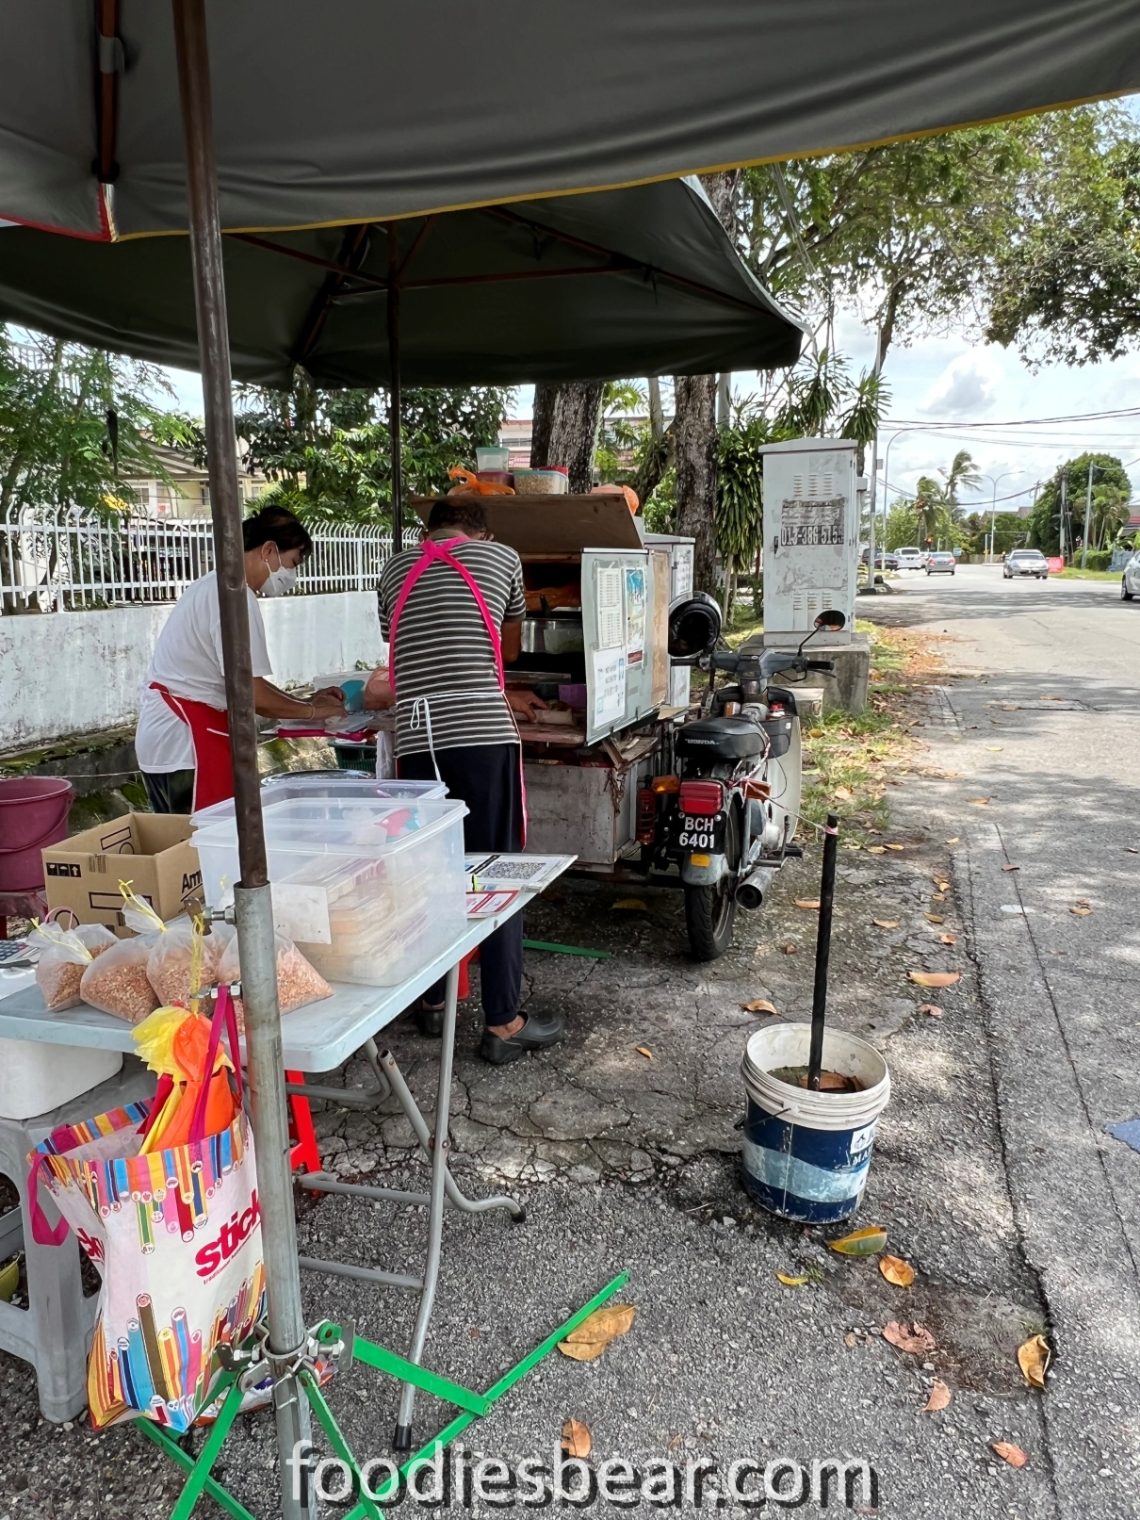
[261,546,298,598]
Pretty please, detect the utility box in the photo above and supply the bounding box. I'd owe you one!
[761,438,858,646]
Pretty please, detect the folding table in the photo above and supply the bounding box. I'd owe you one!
[0,856,578,1450]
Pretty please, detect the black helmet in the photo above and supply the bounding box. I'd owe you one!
[668,592,723,663]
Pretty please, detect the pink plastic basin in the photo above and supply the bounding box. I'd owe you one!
[0,777,74,892]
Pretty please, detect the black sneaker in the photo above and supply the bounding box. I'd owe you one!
[416,1002,445,1037]
[478,1011,567,1065]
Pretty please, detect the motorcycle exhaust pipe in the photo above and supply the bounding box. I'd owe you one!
[735,872,765,911]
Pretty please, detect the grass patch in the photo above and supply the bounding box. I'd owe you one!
[800,622,941,843]
[1055,567,1121,582]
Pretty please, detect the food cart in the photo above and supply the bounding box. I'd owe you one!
[413,492,694,870]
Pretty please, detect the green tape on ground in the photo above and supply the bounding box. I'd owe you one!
[523,938,610,960]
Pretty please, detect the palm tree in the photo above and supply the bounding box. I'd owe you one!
[940,449,982,508]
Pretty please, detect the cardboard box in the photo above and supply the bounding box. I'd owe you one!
[43,813,202,930]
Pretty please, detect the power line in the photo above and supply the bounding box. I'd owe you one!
[884,405,1140,428]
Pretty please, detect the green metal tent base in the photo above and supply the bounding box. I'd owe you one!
[137,1271,629,1520]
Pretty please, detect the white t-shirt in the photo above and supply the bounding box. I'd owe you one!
[136,572,272,774]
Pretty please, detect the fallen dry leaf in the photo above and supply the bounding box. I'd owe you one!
[775,1272,809,1288]
[833,786,853,802]
[984,744,1004,752]
[1002,864,1021,873]
[741,999,777,1015]
[909,970,961,989]
[918,1003,944,1018]
[867,845,887,855]
[882,1320,937,1355]
[945,836,960,845]
[780,942,798,955]
[795,899,821,910]
[923,1380,952,1412]
[562,1419,592,1459]
[635,1045,653,1060]
[936,879,951,892]
[827,1226,887,1257]
[969,797,992,807]
[558,1304,637,1362]
[992,1442,1029,1469]
[844,1332,858,1348]
[939,933,958,946]
[1070,906,1092,917]
[873,919,900,930]
[1127,848,1139,856]
[924,913,945,924]
[879,1255,916,1288]
[1017,1334,1051,1391]
[884,843,905,852]
[613,898,648,911]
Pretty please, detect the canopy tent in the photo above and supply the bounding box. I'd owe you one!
[1,1,1138,240]
[0,180,803,387]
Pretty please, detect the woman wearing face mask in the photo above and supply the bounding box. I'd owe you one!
[136,506,345,814]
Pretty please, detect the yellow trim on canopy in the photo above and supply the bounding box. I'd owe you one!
[110,88,1130,244]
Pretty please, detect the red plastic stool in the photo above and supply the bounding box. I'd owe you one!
[285,1070,321,1174]
[458,950,478,1000]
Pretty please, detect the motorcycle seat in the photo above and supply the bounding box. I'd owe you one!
[675,716,768,762]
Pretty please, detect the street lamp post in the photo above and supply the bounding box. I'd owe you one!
[978,471,1021,562]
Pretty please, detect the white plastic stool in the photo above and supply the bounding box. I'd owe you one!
[0,1058,153,1422]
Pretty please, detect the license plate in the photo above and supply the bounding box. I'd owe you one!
[676,813,726,852]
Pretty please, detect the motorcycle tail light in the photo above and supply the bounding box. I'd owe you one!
[679,780,725,816]
[636,785,657,845]
[651,775,681,793]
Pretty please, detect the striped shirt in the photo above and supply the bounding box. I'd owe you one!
[378,537,526,757]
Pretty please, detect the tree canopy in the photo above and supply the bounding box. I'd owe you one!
[1028,453,1133,554]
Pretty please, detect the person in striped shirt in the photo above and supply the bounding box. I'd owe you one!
[377,496,566,1065]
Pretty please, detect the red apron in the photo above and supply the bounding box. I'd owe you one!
[387,536,527,847]
[149,683,234,813]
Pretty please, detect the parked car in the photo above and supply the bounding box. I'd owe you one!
[1003,548,1049,580]
[861,548,900,571]
[925,551,956,576]
[895,546,926,571]
[1122,551,1140,602]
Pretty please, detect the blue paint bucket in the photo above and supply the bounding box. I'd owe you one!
[740,1024,890,1224]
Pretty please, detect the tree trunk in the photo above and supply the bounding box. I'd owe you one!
[671,171,739,599]
[529,381,604,494]
[673,372,720,593]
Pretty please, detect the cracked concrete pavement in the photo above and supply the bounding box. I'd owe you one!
[3,562,1135,1517]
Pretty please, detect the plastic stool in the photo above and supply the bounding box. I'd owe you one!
[0,1058,153,1422]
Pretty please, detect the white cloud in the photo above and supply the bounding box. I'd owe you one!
[919,353,1002,418]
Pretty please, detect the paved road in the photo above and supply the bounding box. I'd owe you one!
[872,564,1140,1519]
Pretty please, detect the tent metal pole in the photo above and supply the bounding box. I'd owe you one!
[171,3,314,1516]
[388,227,404,551]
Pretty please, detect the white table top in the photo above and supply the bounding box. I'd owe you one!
[0,857,574,1072]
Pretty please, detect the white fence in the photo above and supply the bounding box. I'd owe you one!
[0,505,392,613]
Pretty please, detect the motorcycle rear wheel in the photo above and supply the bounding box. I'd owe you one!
[684,808,740,961]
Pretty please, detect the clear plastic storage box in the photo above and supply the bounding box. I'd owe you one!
[190,776,447,833]
[193,796,468,987]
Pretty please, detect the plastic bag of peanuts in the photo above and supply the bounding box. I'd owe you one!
[79,882,168,1024]
[216,929,331,1027]
[31,919,118,1011]
[146,913,219,1010]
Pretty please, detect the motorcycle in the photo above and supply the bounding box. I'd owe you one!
[639,604,846,960]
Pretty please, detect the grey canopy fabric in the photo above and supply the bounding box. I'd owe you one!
[0,180,804,386]
[0,0,1137,240]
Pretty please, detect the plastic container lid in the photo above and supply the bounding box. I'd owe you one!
[193,795,467,862]
[191,776,448,832]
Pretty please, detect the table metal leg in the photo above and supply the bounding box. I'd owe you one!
[393,962,457,1452]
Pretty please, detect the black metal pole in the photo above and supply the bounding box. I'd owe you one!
[388,226,404,551]
[807,812,840,1091]
[171,4,313,1515]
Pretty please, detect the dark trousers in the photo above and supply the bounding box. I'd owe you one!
[142,768,196,814]
[399,743,524,1027]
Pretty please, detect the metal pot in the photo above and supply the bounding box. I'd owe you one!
[521,616,585,655]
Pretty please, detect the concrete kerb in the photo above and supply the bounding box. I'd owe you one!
[960,821,1140,1520]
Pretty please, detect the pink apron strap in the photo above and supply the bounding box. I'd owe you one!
[388,535,526,847]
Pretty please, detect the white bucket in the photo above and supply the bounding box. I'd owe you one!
[740,1023,890,1222]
